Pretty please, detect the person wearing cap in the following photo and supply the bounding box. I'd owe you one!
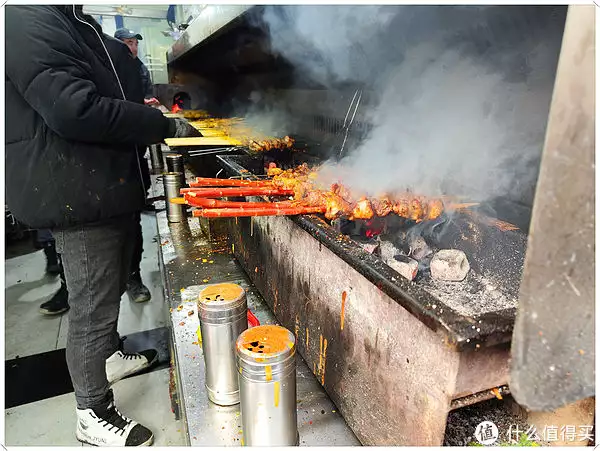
[113,27,160,305]
[114,28,159,106]
[6,5,201,446]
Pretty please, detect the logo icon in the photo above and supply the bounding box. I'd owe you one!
[79,420,89,430]
[475,421,499,445]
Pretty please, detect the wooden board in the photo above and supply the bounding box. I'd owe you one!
[164,137,242,147]
[163,112,183,118]
[195,129,227,137]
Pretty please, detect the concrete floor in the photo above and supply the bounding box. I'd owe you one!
[4,213,186,446]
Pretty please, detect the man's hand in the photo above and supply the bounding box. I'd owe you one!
[144,97,160,106]
[169,118,203,138]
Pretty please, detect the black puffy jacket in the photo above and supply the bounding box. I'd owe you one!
[104,32,152,193]
[5,5,172,229]
[136,58,154,100]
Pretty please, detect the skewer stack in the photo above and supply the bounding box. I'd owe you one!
[170,174,485,224]
[170,177,325,218]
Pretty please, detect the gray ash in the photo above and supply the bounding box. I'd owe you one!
[420,271,517,317]
[339,208,525,316]
[444,397,534,446]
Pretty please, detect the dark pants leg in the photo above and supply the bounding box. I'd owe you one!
[129,212,143,282]
[37,228,54,244]
[38,229,67,288]
[54,214,136,409]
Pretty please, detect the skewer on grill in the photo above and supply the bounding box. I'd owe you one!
[181,187,294,198]
[170,192,316,217]
[184,196,295,209]
[170,174,484,222]
[192,206,326,218]
[188,178,273,188]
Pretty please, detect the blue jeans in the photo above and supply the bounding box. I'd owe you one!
[54,214,137,409]
[37,228,54,244]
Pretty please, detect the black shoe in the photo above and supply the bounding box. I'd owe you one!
[46,262,61,276]
[43,241,61,275]
[39,285,69,315]
[126,277,151,303]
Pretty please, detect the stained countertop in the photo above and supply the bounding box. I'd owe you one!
[151,173,359,446]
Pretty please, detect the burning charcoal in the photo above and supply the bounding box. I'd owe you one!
[386,255,419,281]
[409,236,433,260]
[430,249,470,282]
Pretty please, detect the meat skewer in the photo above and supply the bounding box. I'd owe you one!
[248,136,295,152]
[184,195,295,209]
[190,178,273,188]
[183,187,293,198]
[169,168,478,222]
[193,205,326,218]
[265,165,455,222]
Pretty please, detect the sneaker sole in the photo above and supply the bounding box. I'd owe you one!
[76,432,154,447]
[39,307,69,316]
[133,295,151,303]
[127,293,152,303]
[108,354,159,386]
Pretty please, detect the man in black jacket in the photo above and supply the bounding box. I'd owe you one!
[113,27,158,305]
[114,28,159,105]
[5,5,199,447]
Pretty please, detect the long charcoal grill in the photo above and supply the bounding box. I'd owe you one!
[217,154,519,344]
[212,153,513,445]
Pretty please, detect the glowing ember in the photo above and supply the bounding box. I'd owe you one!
[365,220,384,238]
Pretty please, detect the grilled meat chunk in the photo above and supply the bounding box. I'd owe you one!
[269,166,446,222]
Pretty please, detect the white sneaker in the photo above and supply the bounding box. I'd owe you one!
[106,350,158,385]
[76,402,154,446]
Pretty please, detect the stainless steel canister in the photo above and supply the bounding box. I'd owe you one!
[165,154,186,187]
[198,283,248,406]
[149,144,164,174]
[236,325,298,446]
[162,172,184,223]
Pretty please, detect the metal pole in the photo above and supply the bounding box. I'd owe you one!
[150,144,164,175]
[163,172,185,223]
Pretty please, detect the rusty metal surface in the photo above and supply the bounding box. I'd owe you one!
[229,214,461,445]
[226,213,507,446]
[151,173,358,446]
[510,5,595,411]
[454,344,511,399]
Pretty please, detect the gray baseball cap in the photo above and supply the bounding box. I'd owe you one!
[114,28,143,40]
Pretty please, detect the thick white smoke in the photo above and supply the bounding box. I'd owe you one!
[258,5,565,204]
[316,40,557,202]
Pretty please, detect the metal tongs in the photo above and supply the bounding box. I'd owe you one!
[186,146,245,158]
[339,88,363,158]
